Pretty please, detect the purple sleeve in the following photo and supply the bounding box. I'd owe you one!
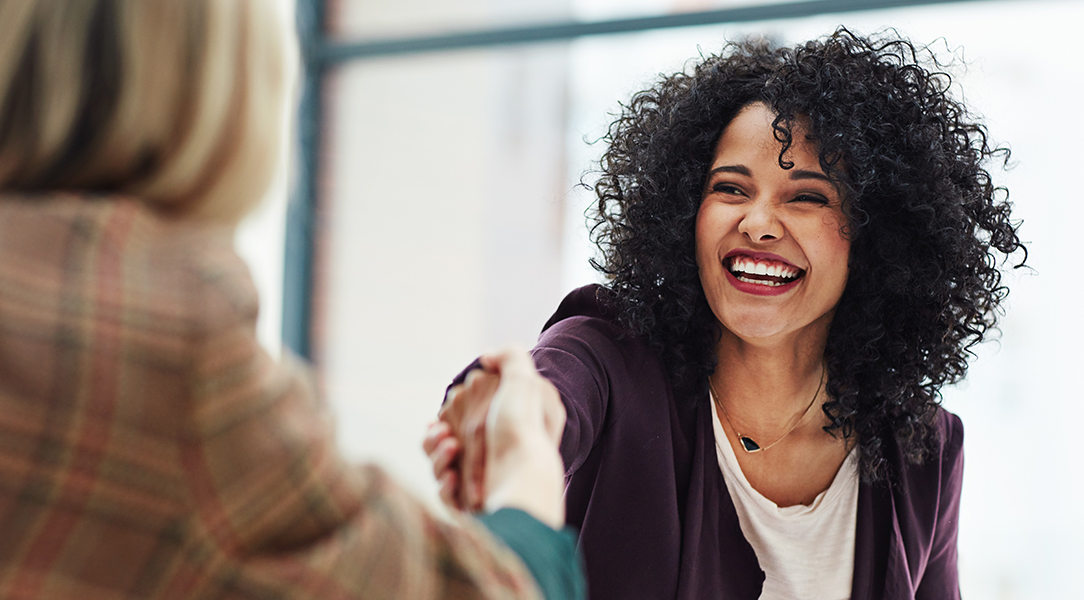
[915,411,964,599]
[531,316,617,476]
[443,316,619,478]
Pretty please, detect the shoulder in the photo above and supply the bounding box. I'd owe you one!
[533,285,673,411]
[887,405,964,499]
[537,284,643,361]
[930,406,964,464]
[541,284,615,331]
[882,406,963,468]
[110,197,258,333]
[535,285,669,387]
[129,203,256,328]
[0,193,257,336]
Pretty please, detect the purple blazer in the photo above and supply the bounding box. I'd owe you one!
[455,285,963,600]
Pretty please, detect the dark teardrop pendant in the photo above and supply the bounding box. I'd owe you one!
[738,437,761,452]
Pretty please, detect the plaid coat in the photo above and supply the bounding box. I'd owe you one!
[0,195,543,600]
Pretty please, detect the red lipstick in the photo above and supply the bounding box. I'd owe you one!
[722,249,804,296]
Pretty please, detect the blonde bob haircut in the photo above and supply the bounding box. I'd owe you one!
[0,0,292,222]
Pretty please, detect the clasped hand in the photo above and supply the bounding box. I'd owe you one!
[423,348,566,529]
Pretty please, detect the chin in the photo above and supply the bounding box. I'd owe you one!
[718,314,793,343]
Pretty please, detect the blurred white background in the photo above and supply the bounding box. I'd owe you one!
[237,0,1084,597]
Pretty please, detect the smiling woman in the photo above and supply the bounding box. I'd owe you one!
[696,103,851,344]
[431,26,1026,600]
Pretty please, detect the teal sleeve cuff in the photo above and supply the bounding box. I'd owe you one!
[478,508,586,600]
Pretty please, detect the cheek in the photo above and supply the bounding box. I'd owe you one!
[824,233,850,264]
[822,236,852,296]
[694,202,737,255]
[806,212,851,269]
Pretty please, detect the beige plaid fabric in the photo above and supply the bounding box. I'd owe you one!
[0,195,543,600]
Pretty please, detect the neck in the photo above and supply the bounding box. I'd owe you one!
[710,326,828,434]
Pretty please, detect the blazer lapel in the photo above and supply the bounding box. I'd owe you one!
[853,476,917,599]
[679,399,763,599]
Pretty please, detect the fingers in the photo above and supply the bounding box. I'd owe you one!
[430,436,460,480]
[424,421,465,509]
[423,420,452,455]
[462,415,485,510]
[437,368,500,512]
[460,370,498,511]
[438,469,460,508]
[424,421,459,479]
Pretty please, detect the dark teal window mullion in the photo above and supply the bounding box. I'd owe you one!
[282,0,324,359]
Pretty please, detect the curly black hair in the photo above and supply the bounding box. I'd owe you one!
[588,27,1026,481]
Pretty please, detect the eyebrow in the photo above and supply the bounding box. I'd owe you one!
[707,165,750,177]
[707,164,831,183]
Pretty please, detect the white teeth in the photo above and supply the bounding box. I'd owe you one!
[728,257,800,281]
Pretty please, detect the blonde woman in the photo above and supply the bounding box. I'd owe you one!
[0,2,581,599]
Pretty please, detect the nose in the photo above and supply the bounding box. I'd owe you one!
[737,200,784,243]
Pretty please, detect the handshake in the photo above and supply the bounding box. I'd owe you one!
[423,349,567,529]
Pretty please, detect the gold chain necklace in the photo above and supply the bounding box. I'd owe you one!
[709,363,826,453]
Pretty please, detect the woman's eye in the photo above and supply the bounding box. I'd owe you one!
[712,183,744,196]
[792,194,829,205]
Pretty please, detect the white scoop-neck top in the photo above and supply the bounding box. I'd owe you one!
[710,395,859,600]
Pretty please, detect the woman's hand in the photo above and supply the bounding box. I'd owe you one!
[423,420,469,509]
[478,348,566,527]
[424,348,566,528]
[425,368,498,511]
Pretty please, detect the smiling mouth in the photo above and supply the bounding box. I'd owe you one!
[726,256,804,287]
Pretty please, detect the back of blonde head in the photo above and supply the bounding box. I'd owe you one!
[0,0,291,221]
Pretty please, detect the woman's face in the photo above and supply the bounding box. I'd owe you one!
[695,102,850,346]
